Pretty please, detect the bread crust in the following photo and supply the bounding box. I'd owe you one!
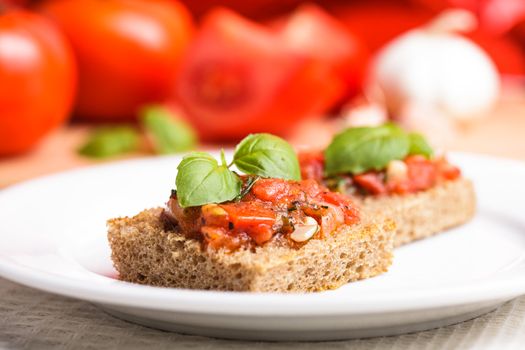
[107,209,395,292]
[358,178,476,247]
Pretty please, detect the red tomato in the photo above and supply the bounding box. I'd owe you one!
[511,19,525,61]
[298,150,325,182]
[404,155,438,192]
[467,31,525,76]
[353,173,387,195]
[40,0,193,121]
[320,191,360,225]
[331,2,433,52]
[280,4,369,100]
[436,158,462,180]
[220,202,276,245]
[173,8,344,141]
[220,202,276,228]
[0,9,76,155]
[180,0,302,20]
[412,0,525,35]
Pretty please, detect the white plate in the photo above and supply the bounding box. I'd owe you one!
[0,152,524,341]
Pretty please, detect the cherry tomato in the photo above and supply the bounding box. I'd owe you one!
[173,8,343,141]
[280,4,369,100]
[0,9,76,155]
[40,0,193,121]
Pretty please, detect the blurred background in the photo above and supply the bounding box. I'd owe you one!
[1,0,525,186]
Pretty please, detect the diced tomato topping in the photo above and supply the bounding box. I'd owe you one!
[201,204,230,228]
[353,172,387,195]
[298,150,325,182]
[247,224,274,245]
[251,178,295,203]
[220,202,276,228]
[386,180,412,195]
[404,155,438,192]
[167,176,362,250]
[436,159,461,181]
[321,191,360,225]
[252,178,329,207]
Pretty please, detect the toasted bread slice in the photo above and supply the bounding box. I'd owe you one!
[358,178,476,247]
[107,208,395,292]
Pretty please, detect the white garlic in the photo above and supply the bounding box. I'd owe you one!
[367,9,500,122]
[290,216,319,243]
[386,160,408,182]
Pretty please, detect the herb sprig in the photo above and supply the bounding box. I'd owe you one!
[176,133,300,207]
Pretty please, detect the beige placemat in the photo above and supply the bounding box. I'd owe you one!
[0,278,524,350]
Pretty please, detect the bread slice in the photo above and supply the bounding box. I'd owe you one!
[358,178,476,247]
[107,208,395,292]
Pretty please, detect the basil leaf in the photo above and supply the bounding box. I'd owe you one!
[324,124,410,176]
[408,132,434,158]
[176,152,241,207]
[78,126,140,158]
[233,133,300,180]
[140,105,197,154]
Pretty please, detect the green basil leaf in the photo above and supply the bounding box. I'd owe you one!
[324,124,410,176]
[408,132,434,158]
[140,105,197,154]
[175,152,241,207]
[233,133,300,180]
[78,126,140,158]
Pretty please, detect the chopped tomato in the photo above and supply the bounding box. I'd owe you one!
[201,204,229,228]
[353,172,387,195]
[298,150,325,182]
[167,176,362,250]
[220,202,276,228]
[251,178,296,203]
[436,158,461,181]
[173,8,343,141]
[404,155,438,192]
[386,180,412,195]
[280,4,369,100]
[251,178,325,207]
[321,191,360,225]
[247,224,274,245]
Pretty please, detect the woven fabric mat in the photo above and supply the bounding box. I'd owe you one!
[1,278,525,350]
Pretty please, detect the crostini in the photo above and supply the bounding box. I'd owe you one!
[108,134,395,292]
[299,124,476,246]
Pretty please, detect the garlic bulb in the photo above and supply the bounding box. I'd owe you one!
[367,10,500,122]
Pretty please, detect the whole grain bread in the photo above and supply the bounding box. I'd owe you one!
[107,209,395,292]
[358,178,476,247]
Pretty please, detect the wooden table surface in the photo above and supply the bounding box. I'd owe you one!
[1,92,524,188]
